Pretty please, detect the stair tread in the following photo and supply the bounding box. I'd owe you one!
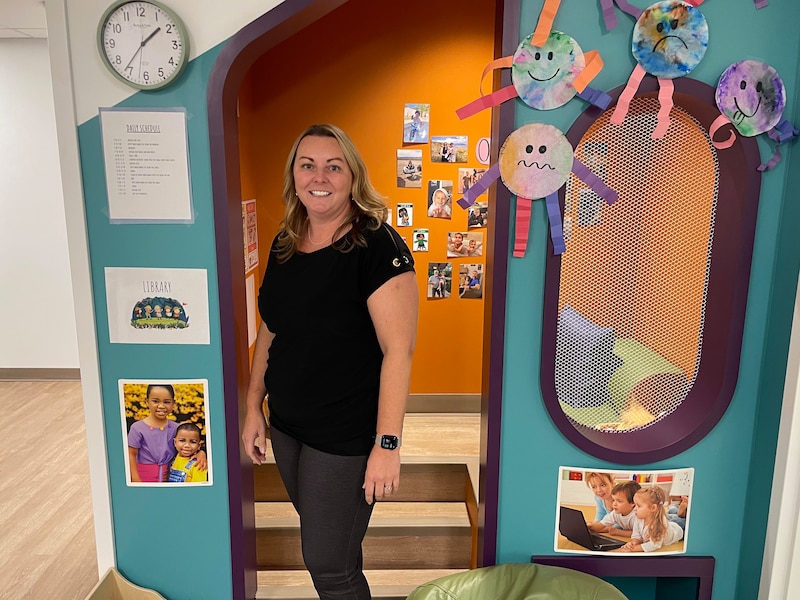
[256,569,465,599]
[256,501,470,528]
[261,414,480,461]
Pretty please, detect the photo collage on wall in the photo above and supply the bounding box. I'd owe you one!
[397,102,488,300]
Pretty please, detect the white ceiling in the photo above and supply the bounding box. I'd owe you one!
[0,0,47,39]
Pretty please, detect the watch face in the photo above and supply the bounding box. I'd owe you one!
[380,435,399,450]
[98,0,189,90]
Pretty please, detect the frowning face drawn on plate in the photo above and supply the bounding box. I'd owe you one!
[512,31,587,110]
[632,0,708,79]
[716,60,786,137]
[498,123,574,199]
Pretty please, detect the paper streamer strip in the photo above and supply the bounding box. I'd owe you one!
[513,197,533,257]
[685,0,705,6]
[573,50,603,94]
[652,77,674,139]
[456,163,501,209]
[610,63,646,126]
[759,119,799,171]
[545,192,566,254]
[755,0,768,8]
[577,87,612,110]
[456,85,518,120]
[532,0,563,47]
[599,0,644,31]
[572,158,619,204]
[709,115,737,149]
[478,56,514,97]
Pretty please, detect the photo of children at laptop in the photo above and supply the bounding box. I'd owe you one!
[554,467,693,555]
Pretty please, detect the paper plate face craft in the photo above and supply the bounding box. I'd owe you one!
[710,60,798,171]
[455,123,618,257]
[455,31,611,120]
[610,0,708,139]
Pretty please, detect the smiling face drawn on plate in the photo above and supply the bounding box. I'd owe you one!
[498,123,574,199]
[716,60,786,137]
[511,31,586,110]
[632,1,708,79]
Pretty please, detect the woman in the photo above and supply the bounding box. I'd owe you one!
[242,124,418,600]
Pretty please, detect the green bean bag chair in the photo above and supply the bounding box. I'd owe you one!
[406,563,628,600]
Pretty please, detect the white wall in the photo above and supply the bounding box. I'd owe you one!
[0,38,78,369]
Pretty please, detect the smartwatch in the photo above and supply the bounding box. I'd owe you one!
[376,434,401,450]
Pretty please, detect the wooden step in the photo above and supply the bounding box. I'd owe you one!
[254,461,473,503]
[255,502,472,570]
[256,569,466,600]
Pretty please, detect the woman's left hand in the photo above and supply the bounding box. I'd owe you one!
[363,446,401,505]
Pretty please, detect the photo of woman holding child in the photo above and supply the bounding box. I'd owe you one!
[121,379,212,486]
[555,467,691,555]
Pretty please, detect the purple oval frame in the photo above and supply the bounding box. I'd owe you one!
[540,77,762,464]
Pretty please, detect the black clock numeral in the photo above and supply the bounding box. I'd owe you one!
[125,66,133,76]
[108,38,115,48]
[136,6,145,17]
[166,24,173,34]
[172,40,180,50]
[114,55,122,64]
[112,23,122,33]
[158,67,165,78]
[168,57,175,65]
[122,10,130,21]
[143,71,150,81]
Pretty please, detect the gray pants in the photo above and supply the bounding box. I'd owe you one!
[270,427,374,599]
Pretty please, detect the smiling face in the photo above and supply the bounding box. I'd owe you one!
[512,31,586,110]
[716,60,786,137]
[632,1,708,79]
[146,386,175,421]
[174,428,202,458]
[292,135,353,222]
[498,123,573,199]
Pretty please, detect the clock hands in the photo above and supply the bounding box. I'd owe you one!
[123,26,162,76]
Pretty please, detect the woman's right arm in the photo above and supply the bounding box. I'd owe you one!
[242,322,276,464]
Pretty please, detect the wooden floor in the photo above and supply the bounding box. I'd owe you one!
[0,381,98,600]
[0,381,481,599]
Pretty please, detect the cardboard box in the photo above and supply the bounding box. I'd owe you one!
[84,568,166,600]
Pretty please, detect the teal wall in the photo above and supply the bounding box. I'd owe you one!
[496,2,800,599]
[76,43,234,600]
[74,2,800,599]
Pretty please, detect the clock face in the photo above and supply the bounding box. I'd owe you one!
[98,0,189,90]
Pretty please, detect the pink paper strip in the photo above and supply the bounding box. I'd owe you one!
[709,115,737,149]
[572,158,619,204]
[513,197,533,258]
[755,0,769,8]
[652,77,674,139]
[545,192,566,255]
[611,64,646,126]
[456,163,501,209]
[456,85,518,120]
[533,0,563,47]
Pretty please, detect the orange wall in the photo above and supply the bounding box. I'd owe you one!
[237,0,496,393]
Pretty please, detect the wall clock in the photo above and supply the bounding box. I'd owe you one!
[97,0,189,90]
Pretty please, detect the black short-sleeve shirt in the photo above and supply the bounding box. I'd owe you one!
[258,221,414,455]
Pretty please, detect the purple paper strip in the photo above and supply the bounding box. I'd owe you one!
[599,0,618,30]
[457,162,501,209]
[577,86,612,110]
[572,157,619,204]
[755,0,768,9]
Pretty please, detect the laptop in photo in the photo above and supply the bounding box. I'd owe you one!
[558,505,626,551]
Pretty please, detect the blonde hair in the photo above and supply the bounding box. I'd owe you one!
[275,124,388,262]
[585,471,615,490]
[635,486,668,542]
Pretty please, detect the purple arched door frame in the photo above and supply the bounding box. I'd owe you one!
[206,1,519,596]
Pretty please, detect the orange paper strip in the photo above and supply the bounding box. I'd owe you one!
[532,0,563,47]
[573,49,603,93]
